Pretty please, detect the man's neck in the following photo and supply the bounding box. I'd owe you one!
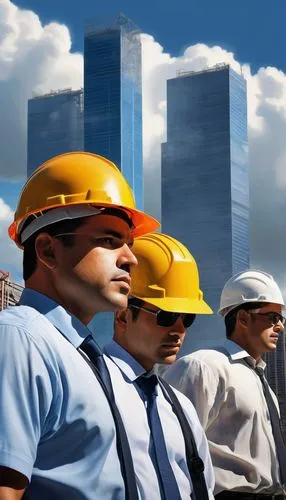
[25,280,91,325]
[229,334,262,361]
[113,336,154,371]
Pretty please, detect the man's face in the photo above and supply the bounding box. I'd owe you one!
[244,303,284,357]
[115,302,188,370]
[50,214,137,321]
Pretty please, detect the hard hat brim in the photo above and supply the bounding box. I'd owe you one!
[126,206,160,238]
[132,296,213,315]
[8,201,160,248]
[218,299,286,317]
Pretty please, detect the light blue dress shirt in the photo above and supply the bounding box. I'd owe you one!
[0,288,125,499]
[104,340,215,499]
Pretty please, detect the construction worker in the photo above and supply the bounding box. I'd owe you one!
[0,152,159,500]
[103,233,215,499]
[164,270,286,499]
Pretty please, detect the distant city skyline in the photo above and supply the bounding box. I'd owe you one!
[161,64,249,352]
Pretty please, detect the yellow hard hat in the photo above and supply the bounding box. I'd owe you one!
[130,233,213,314]
[9,152,160,247]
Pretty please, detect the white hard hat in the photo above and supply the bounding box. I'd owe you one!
[218,269,285,317]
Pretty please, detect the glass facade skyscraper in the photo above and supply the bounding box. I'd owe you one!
[162,65,249,353]
[27,89,84,177]
[84,14,143,210]
[84,15,143,345]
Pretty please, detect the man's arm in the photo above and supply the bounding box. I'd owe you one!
[163,355,221,430]
[0,323,55,489]
[0,467,28,500]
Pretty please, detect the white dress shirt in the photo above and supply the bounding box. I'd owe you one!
[163,339,283,495]
[104,340,215,499]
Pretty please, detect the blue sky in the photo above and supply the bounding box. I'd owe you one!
[15,0,286,72]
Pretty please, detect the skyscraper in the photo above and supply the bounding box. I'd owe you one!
[84,14,143,344]
[162,64,249,353]
[84,14,143,210]
[27,88,84,177]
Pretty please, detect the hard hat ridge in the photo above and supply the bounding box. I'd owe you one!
[130,232,213,315]
[218,269,285,317]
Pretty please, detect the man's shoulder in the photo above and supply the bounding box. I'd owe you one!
[160,381,207,431]
[164,347,231,398]
[0,304,53,342]
[179,346,230,367]
[165,382,196,409]
[0,304,45,325]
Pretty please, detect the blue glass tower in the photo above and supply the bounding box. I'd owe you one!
[27,89,84,177]
[162,65,249,352]
[84,15,143,346]
[84,14,143,210]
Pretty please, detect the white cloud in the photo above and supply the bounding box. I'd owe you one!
[0,0,83,179]
[1,0,286,294]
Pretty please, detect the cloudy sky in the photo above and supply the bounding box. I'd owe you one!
[1,0,286,296]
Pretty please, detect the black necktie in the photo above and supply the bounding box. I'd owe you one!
[81,335,114,398]
[136,374,182,500]
[255,366,286,486]
[80,335,139,500]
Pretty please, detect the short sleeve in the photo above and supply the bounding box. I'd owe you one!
[0,323,55,479]
[164,356,221,431]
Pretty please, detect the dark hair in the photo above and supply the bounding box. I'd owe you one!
[225,301,268,338]
[128,297,145,320]
[22,216,87,281]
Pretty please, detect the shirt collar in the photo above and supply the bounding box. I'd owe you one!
[19,288,90,348]
[104,339,146,382]
[220,338,266,369]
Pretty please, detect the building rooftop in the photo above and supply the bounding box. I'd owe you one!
[31,87,83,100]
[176,63,242,79]
[85,13,140,36]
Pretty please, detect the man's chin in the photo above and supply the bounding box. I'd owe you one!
[268,342,278,351]
[159,355,177,365]
[108,294,129,311]
[262,342,277,353]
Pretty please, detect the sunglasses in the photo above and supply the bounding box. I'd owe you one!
[249,311,286,326]
[129,304,196,328]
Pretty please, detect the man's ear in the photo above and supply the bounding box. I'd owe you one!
[35,233,57,270]
[236,309,249,328]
